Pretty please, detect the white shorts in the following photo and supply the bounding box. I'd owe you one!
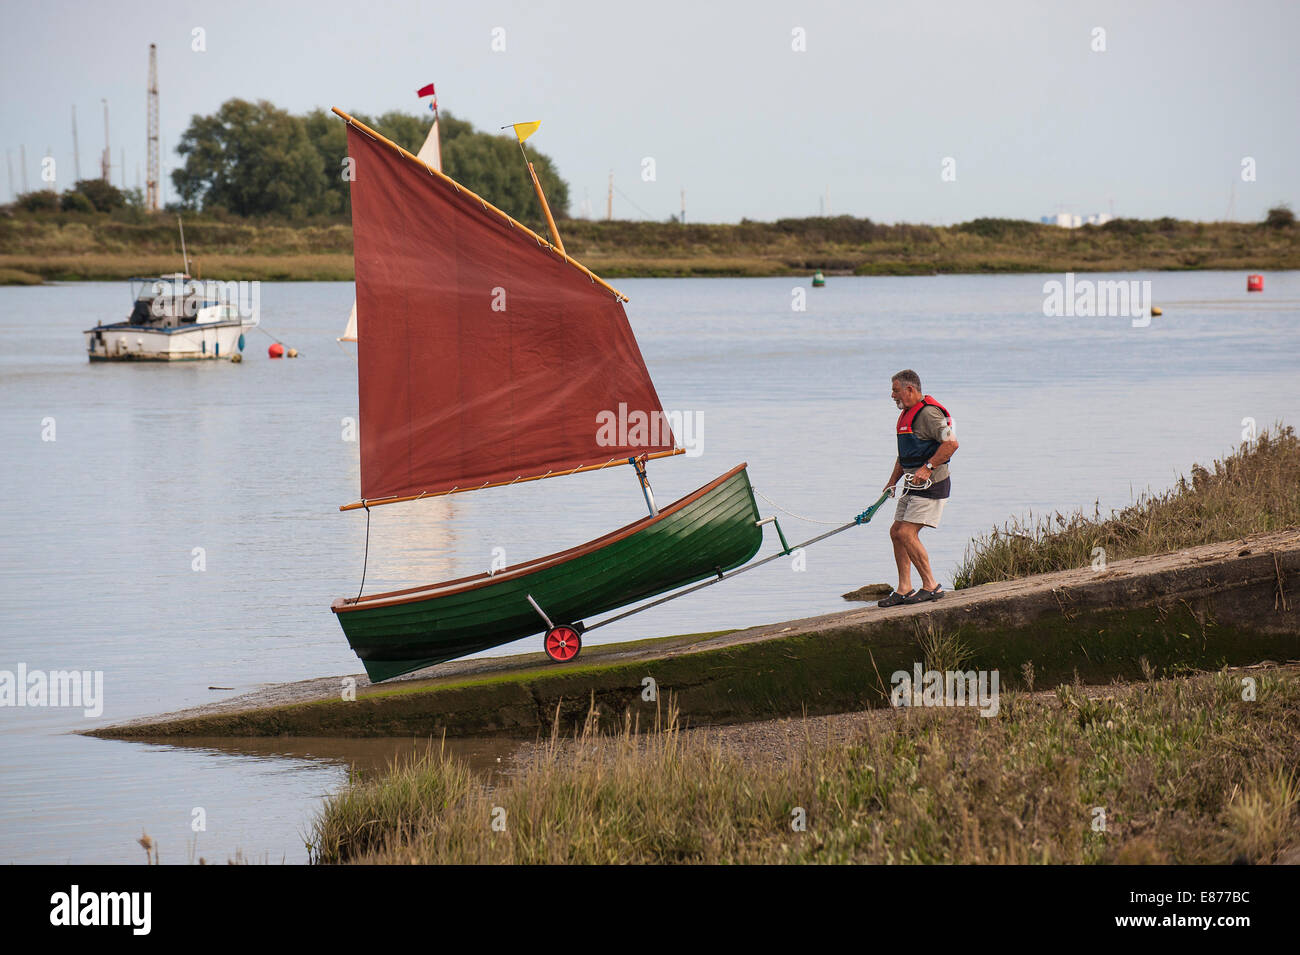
[895,494,946,528]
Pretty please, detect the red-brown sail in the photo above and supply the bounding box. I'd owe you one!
[345,120,676,503]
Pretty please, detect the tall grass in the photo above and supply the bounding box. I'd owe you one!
[954,425,1300,589]
[309,668,1300,864]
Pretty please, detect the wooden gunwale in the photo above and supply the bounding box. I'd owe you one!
[333,462,750,613]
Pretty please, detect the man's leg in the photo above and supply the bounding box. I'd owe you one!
[894,521,939,592]
[889,520,915,593]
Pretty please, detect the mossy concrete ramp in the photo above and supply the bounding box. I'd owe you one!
[89,528,1299,740]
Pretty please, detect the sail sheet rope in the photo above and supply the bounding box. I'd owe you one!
[752,487,844,526]
[355,505,371,602]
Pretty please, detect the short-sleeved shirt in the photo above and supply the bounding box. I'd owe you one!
[904,404,952,499]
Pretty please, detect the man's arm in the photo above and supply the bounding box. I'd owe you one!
[914,438,958,482]
[920,441,961,478]
[912,411,958,482]
[884,458,904,493]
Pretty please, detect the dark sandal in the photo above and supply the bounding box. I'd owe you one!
[877,590,915,607]
[903,586,945,604]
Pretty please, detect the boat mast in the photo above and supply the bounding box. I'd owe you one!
[177,215,190,274]
[632,456,659,516]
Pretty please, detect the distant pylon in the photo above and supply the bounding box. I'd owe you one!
[147,43,159,211]
[71,105,81,182]
[101,99,111,182]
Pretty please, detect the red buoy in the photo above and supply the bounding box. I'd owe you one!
[268,342,285,358]
[1247,274,1264,292]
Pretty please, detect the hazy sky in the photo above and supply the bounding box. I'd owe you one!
[3,0,1296,224]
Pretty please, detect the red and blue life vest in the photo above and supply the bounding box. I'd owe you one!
[896,395,952,469]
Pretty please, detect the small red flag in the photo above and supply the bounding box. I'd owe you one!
[416,83,435,98]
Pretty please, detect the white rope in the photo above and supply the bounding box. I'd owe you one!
[898,472,932,499]
[752,488,843,525]
[755,473,930,525]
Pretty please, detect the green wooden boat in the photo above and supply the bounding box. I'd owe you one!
[333,463,762,682]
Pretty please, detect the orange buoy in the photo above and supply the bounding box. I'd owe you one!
[268,342,285,358]
[287,348,299,358]
[1247,274,1264,292]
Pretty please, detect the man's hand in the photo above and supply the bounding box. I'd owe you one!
[912,464,933,483]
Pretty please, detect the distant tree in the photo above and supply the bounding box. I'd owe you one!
[172,99,327,217]
[955,217,1041,239]
[443,124,569,232]
[60,191,95,213]
[305,107,569,231]
[1264,204,1295,228]
[302,107,350,216]
[68,178,125,212]
[16,190,59,212]
[173,99,571,225]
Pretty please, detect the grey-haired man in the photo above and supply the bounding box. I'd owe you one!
[878,369,958,607]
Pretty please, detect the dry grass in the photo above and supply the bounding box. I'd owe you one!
[0,253,353,282]
[0,266,42,285]
[954,425,1300,589]
[308,667,1300,865]
[3,213,1297,279]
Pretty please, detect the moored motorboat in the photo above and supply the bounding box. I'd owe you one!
[85,273,253,362]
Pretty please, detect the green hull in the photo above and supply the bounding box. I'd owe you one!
[332,463,763,681]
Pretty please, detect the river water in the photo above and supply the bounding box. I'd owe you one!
[1,272,1296,863]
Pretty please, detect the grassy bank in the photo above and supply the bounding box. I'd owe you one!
[955,425,1300,589]
[308,667,1300,864]
[0,267,43,285]
[3,211,1297,280]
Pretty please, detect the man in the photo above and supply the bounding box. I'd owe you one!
[878,370,958,606]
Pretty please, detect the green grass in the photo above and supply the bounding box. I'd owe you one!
[3,211,1297,279]
[308,667,1300,864]
[955,424,1300,589]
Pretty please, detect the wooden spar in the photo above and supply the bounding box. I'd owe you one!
[528,160,565,253]
[340,448,686,511]
[519,142,565,253]
[331,106,623,301]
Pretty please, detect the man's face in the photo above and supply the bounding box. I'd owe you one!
[890,379,919,409]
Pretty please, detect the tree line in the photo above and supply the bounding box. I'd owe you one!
[172,99,569,228]
[9,99,571,233]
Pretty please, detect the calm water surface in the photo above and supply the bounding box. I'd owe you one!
[1,272,1297,863]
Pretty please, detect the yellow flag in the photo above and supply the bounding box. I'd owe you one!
[511,121,541,143]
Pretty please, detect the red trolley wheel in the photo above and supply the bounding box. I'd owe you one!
[544,625,582,662]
